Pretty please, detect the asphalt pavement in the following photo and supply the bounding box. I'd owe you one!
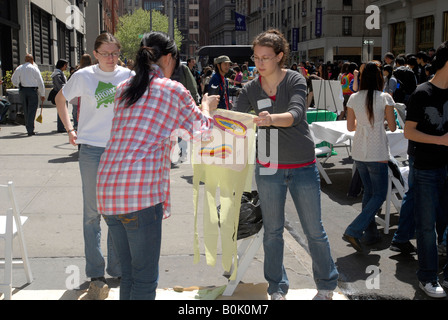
[0,105,347,301]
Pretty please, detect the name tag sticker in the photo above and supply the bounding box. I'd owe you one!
[257,99,272,110]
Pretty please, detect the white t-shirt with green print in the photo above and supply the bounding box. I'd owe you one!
[63,64,134,147]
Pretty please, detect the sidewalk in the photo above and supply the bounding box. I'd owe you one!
[0,105,346,300]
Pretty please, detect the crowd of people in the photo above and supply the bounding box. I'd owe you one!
[6,28,448,300]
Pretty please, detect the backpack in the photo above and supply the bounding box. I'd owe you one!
[393,78,406,103]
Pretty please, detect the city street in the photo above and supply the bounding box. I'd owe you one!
[1,105,446,300]
[286,144,447,300]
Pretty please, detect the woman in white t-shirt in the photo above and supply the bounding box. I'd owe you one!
[55,33,134,291]
[342,62,397,253]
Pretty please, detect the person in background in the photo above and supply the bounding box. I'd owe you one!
[208,55,232,109]
[383,64,397,96]
[96,31,219,300]
[55,32,134,298]
[52,59,69,132]
[342,62,397,252]
[234,29,339,301]
[11,54,46,136]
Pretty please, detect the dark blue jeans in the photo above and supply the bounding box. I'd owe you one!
[19,87,39,134]
[103,204,163,300]
[345,161,388,239]
[255,162,339,295]
[414,166,447,283]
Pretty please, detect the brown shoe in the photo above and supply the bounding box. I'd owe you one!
[342,234,363,252]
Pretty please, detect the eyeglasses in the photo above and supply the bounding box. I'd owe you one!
[251,55,277,64]
[96,51,121,58]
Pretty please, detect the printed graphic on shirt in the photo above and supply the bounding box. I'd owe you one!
[95,81,117,109]
[425,102,448,132]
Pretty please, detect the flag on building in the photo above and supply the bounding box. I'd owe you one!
[235,12,247,31]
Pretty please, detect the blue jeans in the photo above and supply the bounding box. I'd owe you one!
[79,144,121,278]
[19,87,39,134]
[103,204,163,300]
[345,161,388,239]
[255,163,339,295]
[392,156,415,243]
[414,166,447,283]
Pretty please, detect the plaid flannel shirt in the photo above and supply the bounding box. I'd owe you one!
[97,65,212,218]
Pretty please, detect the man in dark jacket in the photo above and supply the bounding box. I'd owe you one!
[393,56,417,106]
[208,55,232,109]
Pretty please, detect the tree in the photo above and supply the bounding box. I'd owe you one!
[115,8,183,61]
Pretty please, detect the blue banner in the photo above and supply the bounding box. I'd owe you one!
[315,8,322,37]
[292,28,299,51]
[235,12,247,31]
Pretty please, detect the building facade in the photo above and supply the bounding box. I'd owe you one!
[373,0,448,57]
[233,0,382,65]
[1,0,88,74]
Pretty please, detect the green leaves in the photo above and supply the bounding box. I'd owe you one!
[115,8,183,61]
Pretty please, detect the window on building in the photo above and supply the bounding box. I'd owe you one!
[390,21,406,55]
[343,0,352,6]
[416,15,434,52]
[444,12,448,41]
[31,4,52,66]
[342,17,352,36]
[302,26,307,42]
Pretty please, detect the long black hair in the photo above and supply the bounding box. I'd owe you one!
[122,31,180,107]
[359,61,384,126]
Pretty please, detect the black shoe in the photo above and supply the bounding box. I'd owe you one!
[27,132,36,136]
[389,241,417,254]
[91,276,107,283]
[343,234,363,252]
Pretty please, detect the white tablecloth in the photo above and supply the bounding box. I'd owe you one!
[309,120,408,158]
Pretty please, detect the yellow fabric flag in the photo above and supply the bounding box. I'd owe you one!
[192,109,256,280]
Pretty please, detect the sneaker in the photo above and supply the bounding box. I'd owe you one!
[270,292,286,300]
[419,281,447,298]
[390,241,417,254]
[313,290,333,300]
[342,234,363,252]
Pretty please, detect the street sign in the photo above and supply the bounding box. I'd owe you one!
[363,39,374,46]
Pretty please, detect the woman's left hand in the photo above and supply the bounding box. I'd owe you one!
[254,111,273,127]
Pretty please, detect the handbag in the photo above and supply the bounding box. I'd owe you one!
[47,88,58,105]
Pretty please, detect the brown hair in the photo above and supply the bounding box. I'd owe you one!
[252,29,290,66]
[359,61,384,126]
[94,32,121,52]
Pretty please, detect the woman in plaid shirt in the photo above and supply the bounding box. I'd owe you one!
[96,32,218,300]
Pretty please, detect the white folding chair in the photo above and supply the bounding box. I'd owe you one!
[222,227,264,296]
[375,168,406,234]
[0,181,33,300]
[315,146,332,184]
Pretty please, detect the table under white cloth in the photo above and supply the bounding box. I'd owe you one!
[309,120,408,158]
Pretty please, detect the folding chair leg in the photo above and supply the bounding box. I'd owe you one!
[1,209,14,300]
[316,161,332,184]
[222,227,264,296]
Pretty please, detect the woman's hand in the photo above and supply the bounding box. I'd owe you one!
[254,111,274,127]
[68,130,78,146]
[202,93,220,112]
